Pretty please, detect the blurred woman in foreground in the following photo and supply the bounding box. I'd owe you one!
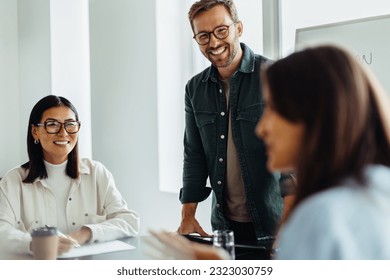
[257,45,390,259]
[148,45,390,259]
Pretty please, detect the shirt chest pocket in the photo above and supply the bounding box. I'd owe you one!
[194,111,217,127]
[84,213,107,224]
[236,103,263,123]
[194,111,217,153]
[235,103,264,152]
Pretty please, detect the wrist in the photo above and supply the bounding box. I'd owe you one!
[82,226,92,242]
[181,203,197,218]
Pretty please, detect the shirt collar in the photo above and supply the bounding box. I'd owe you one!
[79,159,90,175]
[33,159,90,184]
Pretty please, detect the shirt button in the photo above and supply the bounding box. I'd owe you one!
[221,112,225,116]
[219,158,224,162]
[219,89,223,93]
[220,135,225,139]
[217,181,222,185]
[216,204,220,208]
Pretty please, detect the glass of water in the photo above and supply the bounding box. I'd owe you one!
[212,229,235,259]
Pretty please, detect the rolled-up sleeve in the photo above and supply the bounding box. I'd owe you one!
[180,84,211,204]
[83,162,140,243]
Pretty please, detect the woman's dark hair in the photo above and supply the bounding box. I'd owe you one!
[188,0,239,31]
[22,95,80,183]
[262,45,390,215]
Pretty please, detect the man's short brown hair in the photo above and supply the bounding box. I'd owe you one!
[188,0,239,31]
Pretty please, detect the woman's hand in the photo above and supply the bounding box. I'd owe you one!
[57,235,76,255]
[57,227,91,256]
[68,226,92,245]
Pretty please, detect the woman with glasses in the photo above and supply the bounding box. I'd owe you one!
[0,95,139,257]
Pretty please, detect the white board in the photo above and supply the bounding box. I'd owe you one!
[295,14,390,95]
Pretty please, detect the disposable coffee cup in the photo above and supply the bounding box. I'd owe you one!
[31,226,59,260]
[213,229,235,259]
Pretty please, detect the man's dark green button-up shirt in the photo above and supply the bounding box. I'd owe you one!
[179,43,283,239]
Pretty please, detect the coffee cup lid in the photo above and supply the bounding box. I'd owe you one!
[31,226,58,237]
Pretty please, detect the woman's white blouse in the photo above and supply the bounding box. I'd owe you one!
[0,158,140,255]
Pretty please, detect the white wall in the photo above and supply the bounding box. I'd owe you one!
[1,0,212,235]
[0,0,52,175]
[50,0,92,159]
[0,0,21,175]
[88,0,212,235]
[18,0,52,131]
[280,0,390,56]
[0,0,93,176]
[88,0,263,235]
[156,0,191,193]
[235,0,263,54]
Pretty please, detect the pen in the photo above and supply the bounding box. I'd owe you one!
[57,230,81,248]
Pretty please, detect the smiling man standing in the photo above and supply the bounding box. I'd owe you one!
[177,0,291,257]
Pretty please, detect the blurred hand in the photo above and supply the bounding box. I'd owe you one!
[57,236,75,255]
[145,229,230,260]
[68,226,92,245]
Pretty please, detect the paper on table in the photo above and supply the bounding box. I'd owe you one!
[57,240,135,259]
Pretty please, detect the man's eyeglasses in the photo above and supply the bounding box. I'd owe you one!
[36,120,81,134]
[193,22,236,45]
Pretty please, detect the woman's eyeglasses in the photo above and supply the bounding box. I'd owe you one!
[35,120,81,134]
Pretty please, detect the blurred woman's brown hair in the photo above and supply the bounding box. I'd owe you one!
[262,45,390,217]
